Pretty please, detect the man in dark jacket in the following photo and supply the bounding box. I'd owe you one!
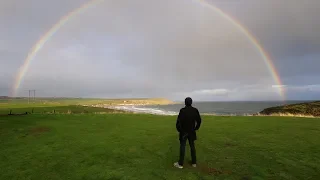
[174,97,202,169]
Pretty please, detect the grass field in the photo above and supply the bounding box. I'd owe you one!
[0,98,174,115]
[0,105,125,115]
[1,113,320,180]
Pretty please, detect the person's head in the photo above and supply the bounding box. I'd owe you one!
[185,97,193,107]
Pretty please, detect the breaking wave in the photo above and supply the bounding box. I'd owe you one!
[108,105,178,115]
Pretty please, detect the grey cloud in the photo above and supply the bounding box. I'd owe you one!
[1,0,320,100]
[210,0,320,89]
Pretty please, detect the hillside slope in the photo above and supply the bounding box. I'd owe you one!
[260,101,320,117]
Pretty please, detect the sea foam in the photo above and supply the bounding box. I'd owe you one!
[107,105,178,115]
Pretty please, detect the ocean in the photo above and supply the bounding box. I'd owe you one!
[111,101,311,116]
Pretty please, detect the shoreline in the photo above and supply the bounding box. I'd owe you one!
[104,105,178,116]
[103,105,317,118]
[80,100,320,118]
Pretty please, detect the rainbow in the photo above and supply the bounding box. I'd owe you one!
[12,0,285,99]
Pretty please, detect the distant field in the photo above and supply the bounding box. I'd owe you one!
[0,114,319,180]
[0,97,175,106]
[0,99,118,115]
[0,105,126,115]
[0,98,174,115]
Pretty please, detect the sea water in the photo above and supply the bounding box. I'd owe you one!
[110,101,310,116]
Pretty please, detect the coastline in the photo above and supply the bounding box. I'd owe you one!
[82,100,320,118]
[103,105,317,118]
[105,105,178,116]
[103,104,251,117]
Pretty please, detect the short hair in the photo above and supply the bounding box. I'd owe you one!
[185,97,193,106]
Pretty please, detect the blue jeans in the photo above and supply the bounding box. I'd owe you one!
[178,135,196,166]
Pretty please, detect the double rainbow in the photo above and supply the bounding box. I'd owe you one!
[12,0,284,99]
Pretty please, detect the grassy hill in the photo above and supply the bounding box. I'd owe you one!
[260,101,320,117]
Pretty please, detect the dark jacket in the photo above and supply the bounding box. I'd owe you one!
[176,106,202,140]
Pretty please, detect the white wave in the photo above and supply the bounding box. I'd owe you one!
[107,105,178,116]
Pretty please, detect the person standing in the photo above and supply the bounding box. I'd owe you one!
[174,97,202,169]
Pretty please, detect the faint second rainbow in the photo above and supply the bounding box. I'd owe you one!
[12,0,285,99]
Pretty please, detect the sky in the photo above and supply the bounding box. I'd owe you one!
[1,0,320,101]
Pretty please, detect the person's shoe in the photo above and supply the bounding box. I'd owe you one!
[192,164,197,168]
[173,162,183,169]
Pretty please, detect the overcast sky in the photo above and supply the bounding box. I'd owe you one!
[1,0,320,101]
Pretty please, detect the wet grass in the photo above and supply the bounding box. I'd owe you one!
[0,114,319,180]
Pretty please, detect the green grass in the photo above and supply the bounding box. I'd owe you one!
[0,98,174,107]
[0,98,110,107]
[0,98,174,115]
[0,105,126,115]
[0,114,319,180]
